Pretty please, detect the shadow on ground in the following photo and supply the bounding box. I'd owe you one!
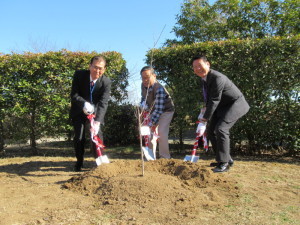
[1,140,299,166]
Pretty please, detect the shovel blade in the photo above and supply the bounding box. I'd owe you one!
[142,146,155,161]
[184,155,199,163]
[95,155,110,166]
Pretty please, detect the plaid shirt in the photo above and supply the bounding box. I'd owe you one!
[142,85,165,126]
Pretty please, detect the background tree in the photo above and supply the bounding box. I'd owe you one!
[0,55,8,151]
[165,0,300,45]
[147,36,300,156]
[0,50,129,154]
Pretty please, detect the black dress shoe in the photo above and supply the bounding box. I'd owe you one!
[210,159,234,167]
[74,165,81,172]
[212,162,230,173]
[209,162,218,167]
[74,162,82,172]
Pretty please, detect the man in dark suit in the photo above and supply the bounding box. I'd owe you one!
[70,56,111,171]
[192,55,250,173]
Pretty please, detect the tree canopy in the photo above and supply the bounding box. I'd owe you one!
[148,35,300,155]
[165,0,300,45]
[0,50,130,152]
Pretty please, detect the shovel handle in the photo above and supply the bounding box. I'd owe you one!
[191,149,197,156]
[192,140,198,152]
[191,133,202,155]
[96,147,103,157]
[144,135,149,147]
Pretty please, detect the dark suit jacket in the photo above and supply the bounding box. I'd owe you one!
[70,70,111,123]
[203,69,250,123]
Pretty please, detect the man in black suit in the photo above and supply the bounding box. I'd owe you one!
[192,55,250,173]
[70,56,111,171]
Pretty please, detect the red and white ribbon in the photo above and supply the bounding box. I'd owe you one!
[87,114,105,157]
[190,120,208,156]
[142,111,159,139]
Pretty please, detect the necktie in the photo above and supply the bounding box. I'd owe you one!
[90,81,95,103]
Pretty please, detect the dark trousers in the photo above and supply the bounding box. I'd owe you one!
[207,113,237,163]
[72,115,103,166]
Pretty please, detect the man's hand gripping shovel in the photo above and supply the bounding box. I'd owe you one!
[87,114,110,166]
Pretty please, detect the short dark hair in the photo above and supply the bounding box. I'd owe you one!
[90,55,106,66]
[140,66,155,75]
[191,55,208,64]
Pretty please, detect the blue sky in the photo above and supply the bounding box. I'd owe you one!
[0,0,214,103]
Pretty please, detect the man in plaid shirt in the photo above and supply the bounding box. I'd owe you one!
[140,66,175,159]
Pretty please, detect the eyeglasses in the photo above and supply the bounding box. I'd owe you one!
[192,65,204,70]
[92,65,105,71]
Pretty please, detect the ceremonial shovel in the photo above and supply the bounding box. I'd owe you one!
[184,122,207,163]
[184,134,200,162]
[87,114,109,166]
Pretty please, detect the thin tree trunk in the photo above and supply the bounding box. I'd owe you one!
[0,119,4,152]
[30,108,38,154]
[179,126,184,152]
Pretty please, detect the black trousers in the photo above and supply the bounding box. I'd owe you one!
[72,115,103,166]
[207,113,237,163]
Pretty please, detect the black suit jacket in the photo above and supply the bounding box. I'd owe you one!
[203,69,250,122]
[70,70,111,123]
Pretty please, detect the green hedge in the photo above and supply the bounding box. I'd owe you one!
[146,35,300,155]
[0,50,134,152]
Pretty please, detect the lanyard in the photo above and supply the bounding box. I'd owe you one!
[202,81,207,103]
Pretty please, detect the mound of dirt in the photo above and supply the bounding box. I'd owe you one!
[64,159,240,224]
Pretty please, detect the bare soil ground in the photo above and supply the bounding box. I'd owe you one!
[0,143,299,225]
